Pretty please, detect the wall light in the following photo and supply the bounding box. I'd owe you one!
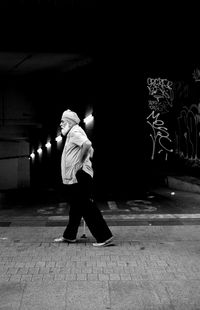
[30,152,35,159]
[55,135,62,142]
[45,142,51,148]
[84,114,94,125]
[37,147,42,154]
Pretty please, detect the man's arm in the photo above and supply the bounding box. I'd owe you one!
[79,140,92,165]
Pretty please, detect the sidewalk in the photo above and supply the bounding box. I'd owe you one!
[1,182,200,309]
[167,175,200,194]
[1,225,200,309]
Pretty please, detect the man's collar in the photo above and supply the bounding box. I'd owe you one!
[68,124,79,134]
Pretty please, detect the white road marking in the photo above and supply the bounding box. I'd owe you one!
[107,201,118,210]
[47,213,200,221]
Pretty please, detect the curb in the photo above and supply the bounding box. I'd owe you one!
[167,176,200,194]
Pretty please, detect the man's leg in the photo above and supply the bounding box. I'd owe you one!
[83,199,113,243]
[76,170,113,243]
[62,184,82,240]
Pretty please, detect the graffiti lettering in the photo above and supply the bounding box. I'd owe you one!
[193,68,200,82]
[146,111,173,160]
[176,104,200,161]
[146,77,174,160]
[147,77,174,113]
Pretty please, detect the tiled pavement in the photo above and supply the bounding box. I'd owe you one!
[1,187,200,309]
[1,226,200,309]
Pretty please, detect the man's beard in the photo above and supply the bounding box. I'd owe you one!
[61,123,70,136]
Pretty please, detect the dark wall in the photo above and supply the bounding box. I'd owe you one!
[142,59,200,188]
[29,64,96,189]
[28,58,147,200]
[92,57,146,199]
[3,3,199,199]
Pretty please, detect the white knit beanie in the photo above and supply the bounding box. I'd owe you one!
[62,109,80,124]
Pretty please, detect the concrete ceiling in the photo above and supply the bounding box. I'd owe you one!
[0,51,95,142]
[0,52,92,75]
[0,2,96,143]
[0,1,199,144]
[0,0,96,58]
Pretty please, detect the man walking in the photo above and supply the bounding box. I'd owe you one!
[54,109,113,247]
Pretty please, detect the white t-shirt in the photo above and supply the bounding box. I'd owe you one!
[61,124,93,184]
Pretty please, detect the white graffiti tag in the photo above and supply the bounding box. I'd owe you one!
[147,77,174,113]
[176,104,200,161]
[193,68,200,82]
[146,111,173,160]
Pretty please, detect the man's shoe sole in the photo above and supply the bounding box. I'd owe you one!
[54,237,77,243]
[92,236,114,247]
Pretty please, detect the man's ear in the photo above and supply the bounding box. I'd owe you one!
[69,119,76,127]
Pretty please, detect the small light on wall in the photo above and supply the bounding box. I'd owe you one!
[45,142,51,148]
[30,152,35,159]
[84,114,94,125]
[37,147,42,154]
[55,135,62,142]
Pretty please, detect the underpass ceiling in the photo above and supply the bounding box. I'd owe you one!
[0,55,95,142]
[0,52,92,76]
[0,2,96,142]
[0,2,200,144]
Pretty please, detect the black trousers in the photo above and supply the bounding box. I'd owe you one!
[63,170,113,243]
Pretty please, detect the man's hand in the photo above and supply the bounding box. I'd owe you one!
[89,147,94,159]
[79,140,92,164]
[75,162,83,172]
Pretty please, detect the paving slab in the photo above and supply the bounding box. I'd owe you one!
[20,282,67,310]
[1,185,200,308]
[0,226,200,309]
[66,281,110,310]
[0,282,26,309]
[109,281,168,310]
